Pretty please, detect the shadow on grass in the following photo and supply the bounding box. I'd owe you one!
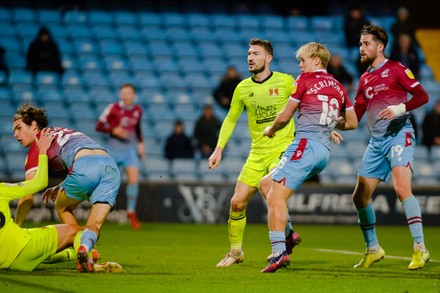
[0,275,75,293]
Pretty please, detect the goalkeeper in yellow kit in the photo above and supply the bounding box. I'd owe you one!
[209,38,301,267]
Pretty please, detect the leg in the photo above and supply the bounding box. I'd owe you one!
[392,166,429,269]
[54,188,82,225]
[125,166,140,230]
[216,182,257,267]
[261,180,294,273]
[352,176,385,268]
[260,171,301,255]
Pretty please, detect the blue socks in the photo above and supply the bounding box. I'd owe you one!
[81,229,98,252]
[126,183,139,212]
[402,195,424,244]
[357,203,378,249]
[269,231,286,254]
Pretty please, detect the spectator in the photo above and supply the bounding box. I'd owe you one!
[193,105,222,159]
[26,26,64,76]
[344,5,370,49]
[343,5,370,76]
[389,33,421,79]
[422,99,440,152]
[164,119,194,160]
[327,54,354,93]
[391,6,419,48]
[213,65,242,110]
[0,44,9,80]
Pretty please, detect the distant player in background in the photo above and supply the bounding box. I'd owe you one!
[13,103,121,273]
[351,25,429,270]
[96,83,146,230]
[260,42,358,273]
[209,38,301,267]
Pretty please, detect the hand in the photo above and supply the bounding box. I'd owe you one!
[111,126,128,139]
[35,128,54,154]
[208,148,223,170]
[263,126,275,138]
[378,103,406,120]
[330,130,344,144]
[42,184,63,203]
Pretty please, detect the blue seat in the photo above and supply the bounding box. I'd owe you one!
[211,14,236,29]
[9,71,33,85]
[165,28,192,42]
[124,42,148,56]
[62,72,84,87]
[48,25,70,39]
[88,11,113,26]
[178,59,205,74]
[215,29,243,43]
[35,71,60,86]
[38,9,62,24]
[149,43,173,57]
[82,72,110,88]
[78,55,104,72]
[68,25,94,39]
[0,24,17,37]
[138,12,162,27]
[75,118,98,136]
[170,158,198,178]
[13,8,37,23]
[64,11,88,24]
[237,15,260,30]
[162,13,187,28]
[199,43,223,58]
[113,11,137,26]
[141,28,168,41]
[0,8,11,22]
[286,16,309,32]
[17,24,39,39]
[129,57,155,73]
[190,28,217,42]
[310,16,336,32]
[104,56,129,72]
[117,26,143,41]
[93,26,119,40]
[108,72,132,88]
[261,15,285,31]
[99,41,124,56]
[187,13,211,29]
[70,104,98,120]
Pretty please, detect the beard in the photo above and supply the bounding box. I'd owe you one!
[360,53,375,66]
[249,64,265,74]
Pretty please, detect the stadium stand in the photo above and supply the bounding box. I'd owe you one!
[0,2,439,185]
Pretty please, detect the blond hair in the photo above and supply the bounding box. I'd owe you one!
[295,42,330,69]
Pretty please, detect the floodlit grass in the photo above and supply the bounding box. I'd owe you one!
[1,223,439,292]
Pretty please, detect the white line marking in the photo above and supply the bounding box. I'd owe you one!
[315,248,439,263]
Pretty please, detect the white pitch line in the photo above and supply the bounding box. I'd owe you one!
[315,248,439,263]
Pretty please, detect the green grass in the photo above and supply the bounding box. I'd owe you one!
[1,223,439,293]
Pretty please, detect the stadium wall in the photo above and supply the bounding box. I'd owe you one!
[10,180,440,226]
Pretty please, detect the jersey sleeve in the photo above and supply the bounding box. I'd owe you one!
[1,154,48,201]
[96,103,116,133]
[136,105,143,143]
[290,75,306,102]
[353,77,367,121]
[24,142,40,175]
[216,85,245,148]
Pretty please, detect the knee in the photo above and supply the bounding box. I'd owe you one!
[352,180,371,207]
[230,196,246,212]
[258,177,271,200]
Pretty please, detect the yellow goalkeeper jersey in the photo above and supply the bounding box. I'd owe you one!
[217,71,295,153]
[0,154,48,269]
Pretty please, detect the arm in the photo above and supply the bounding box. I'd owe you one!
[379,84,429,119]
[136,112,146,159]
[209,88,244,169]
[336,108,358,130]
[264,99,298,138]
[14,130,53,225]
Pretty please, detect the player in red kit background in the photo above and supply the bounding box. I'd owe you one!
[96,83,146,230]
[351,25,429,270]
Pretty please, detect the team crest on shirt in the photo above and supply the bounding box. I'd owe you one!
[269,88,279,96]
[381,69,389,78]
[405,68,415,79]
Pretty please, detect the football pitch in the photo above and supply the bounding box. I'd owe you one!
[1,223,439,292]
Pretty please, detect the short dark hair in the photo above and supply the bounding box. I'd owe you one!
[360,25,388,49]
[249,38,274,57]
[14,102,48,129]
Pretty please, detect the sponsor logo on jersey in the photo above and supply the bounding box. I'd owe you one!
[381,69,389,78]
[269,88,279,96]
[405,68,415,79]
